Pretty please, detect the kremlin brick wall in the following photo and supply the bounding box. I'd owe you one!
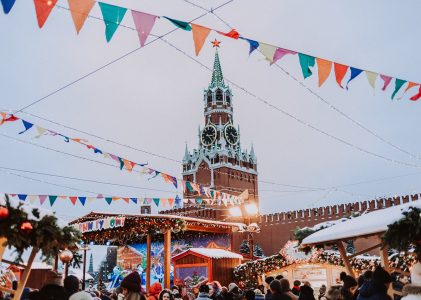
[160,193,419,255]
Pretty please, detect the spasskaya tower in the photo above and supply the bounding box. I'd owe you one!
[182,45,258,210]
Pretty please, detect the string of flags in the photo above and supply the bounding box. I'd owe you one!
[6,192,245,207]
[0,113,245,204]
[2,0,420,101]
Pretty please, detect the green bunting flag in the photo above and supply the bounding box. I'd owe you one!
[153,198,160,207]
[105,197,112,205]
[298,53,316,79]
[392,79,407,100]
[48,195,57,206]
[164,16,192,31]
[98,2,127,42]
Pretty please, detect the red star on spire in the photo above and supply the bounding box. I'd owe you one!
[211,39,221,48]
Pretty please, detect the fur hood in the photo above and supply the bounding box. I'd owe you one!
[402,284,421,299]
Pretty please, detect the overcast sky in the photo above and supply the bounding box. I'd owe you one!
[1,0,421,221]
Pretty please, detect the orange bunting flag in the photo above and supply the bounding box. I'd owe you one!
[168,198,175,208]
[217,29,240,39]
[112,197,120,201]
[67,0,95,34]
[334,63,349,89]
[191,23,211,56]
[123,159,135,172]
[33,0,58,28]
[122,198,129,203]
[398,82,418,100]
[410,85,421,101]
[316,58,332,87]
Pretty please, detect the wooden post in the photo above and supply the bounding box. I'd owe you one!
[164,229,171,289]
[0,237,7,262]
[337,242,355,278]
[12,247,38,300]
[146,234,151,293]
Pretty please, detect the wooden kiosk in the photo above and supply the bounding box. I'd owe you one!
[172,248,243,287]
[70,212,246,291]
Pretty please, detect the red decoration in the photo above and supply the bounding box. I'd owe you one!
[20,221,33,231]
[0,207,9,219]
[211,39,221,48]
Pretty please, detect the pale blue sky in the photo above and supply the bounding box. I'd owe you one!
[1,0,421,221]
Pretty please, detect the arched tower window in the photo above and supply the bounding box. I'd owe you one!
[226,93,231,105]
[215,89,223,105]
[207,91,212,105]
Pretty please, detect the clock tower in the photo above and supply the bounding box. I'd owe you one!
[182,47,258,211]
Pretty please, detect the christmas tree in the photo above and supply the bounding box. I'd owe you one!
[88,253,94,274]
[239,240,250,255]
[253,243,265,257]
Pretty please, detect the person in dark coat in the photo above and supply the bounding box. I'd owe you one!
[269,280,291,300]
[265,277,275,300]
[64,275,80,299]
[298,285,315,300]
[357,266,392,300]
[32,270,67,300]
[342,275,358,300]
[292,281,301,297]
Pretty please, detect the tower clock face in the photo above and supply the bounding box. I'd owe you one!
[224,124,239,145]
[201,125,217,146]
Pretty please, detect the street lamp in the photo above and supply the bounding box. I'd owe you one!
[80,244,90,290]
[230,202,260,260]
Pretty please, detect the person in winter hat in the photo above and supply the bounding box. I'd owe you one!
[120,271,142,300]
[69,291,94,300]
[64,275,81,298]
[401,262,421,300]
[254,289,265,300]
[148,283,163,300]
[196,284,210,300]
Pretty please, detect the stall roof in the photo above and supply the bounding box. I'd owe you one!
[173,248,243,259]
[302,201,421,246]
[69,211,246,232]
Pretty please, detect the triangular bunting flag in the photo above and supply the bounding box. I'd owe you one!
[18,120,34,134]
[123,159,134,172]
[122,198,129,204]
[132,10,157,47]
[33,0,58,28]
[1,0,16,14]
[316,58,332,87]
[98,2,127,42]
[87,197,95,203]
[39,195,47,205]
[216,29,240,39]
[191,23,211,56]
[168,198,174,208]
[48,195,57,206]
[78,197,87,206]
[34,126,47,138]
[69,196,78,205]
[334,63,349,88]
[380,74,392,91]
[18,194,27,201]
[67,0,95,34]
[259,43,277,63]
[153,198,160,207]
[163,16,192,31]
[118,157,125,170]
[410,85,421,101]
[105,197,112,205]
[272,48,296,65]
[365,71,378,90]
[112,197,120,201]
[241,38,259,55]
[161,198,168,207]
[391,79,406,100]
[28,195,37,204]
[398,82,418,100]
[346,67,363,89]
[130,198,138,204]
[298,53,316,79]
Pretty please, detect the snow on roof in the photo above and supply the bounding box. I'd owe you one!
[176,248,243,259]
[30,262,53,270]
[302,201,421,246]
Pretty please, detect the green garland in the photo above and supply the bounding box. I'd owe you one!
[382,206,421,258]
[0,195,81,262]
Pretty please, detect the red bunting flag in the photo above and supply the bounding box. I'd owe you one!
[67,0,95,34]
[33,0,58,28]
[217,29,240,39]
[69,196,78,205]
[410,85,421,101]
[334,63,349,89]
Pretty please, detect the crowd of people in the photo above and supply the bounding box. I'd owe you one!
[1,263,420,300]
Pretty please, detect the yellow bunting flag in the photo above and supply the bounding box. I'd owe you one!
[259,43,277,64]
[365,71,378,90]
[191,23,211,56]
[316,58,332,87]
[28,195,37,204]
[67,0,95,34]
